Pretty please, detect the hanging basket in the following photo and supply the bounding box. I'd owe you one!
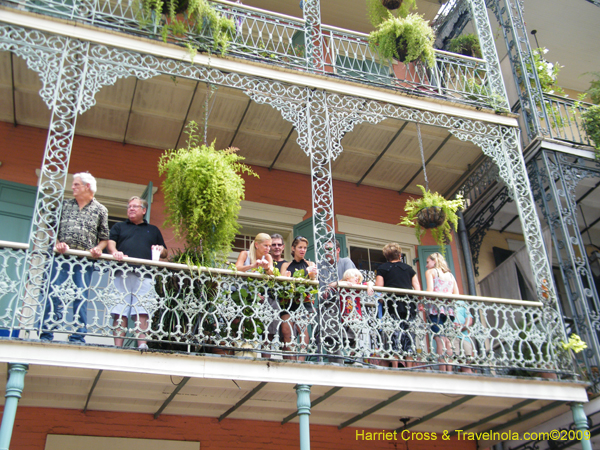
[381,0,402,10]
[416,206,446,229]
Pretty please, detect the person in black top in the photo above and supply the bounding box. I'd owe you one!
[107,196,167,349]
[280,236,317,360]
[375,242,420,368]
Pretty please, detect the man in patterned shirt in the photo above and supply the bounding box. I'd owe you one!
[40,172,109,343]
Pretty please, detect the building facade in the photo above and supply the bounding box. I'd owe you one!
[0,0,594,449]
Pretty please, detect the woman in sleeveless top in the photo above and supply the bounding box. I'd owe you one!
[235,233,274,274]
[279,236,317,361]
[425,252,459,372]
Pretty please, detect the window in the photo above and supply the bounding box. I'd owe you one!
[350,246,408,272]
[336,214,419,274]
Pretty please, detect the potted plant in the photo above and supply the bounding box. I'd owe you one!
[158,121,258,265]
[399,185,464,256]
[271,268,318,311]
[448,33,482,59]
[141,0,235,54]
[228,271,268,344]
[368,12,435,67]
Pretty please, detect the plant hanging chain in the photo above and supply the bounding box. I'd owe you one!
[416,122,428,191]
[203,83,219,145]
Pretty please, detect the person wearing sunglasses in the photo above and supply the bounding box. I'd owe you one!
[269,233,287,271]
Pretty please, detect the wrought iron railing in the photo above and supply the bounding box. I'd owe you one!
[542,94,594,146]
[454,156,500,211]
[1,0,497,108]
[0,241,573,376]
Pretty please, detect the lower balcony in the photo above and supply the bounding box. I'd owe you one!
[0,240,576,377]
[0,241,591,447]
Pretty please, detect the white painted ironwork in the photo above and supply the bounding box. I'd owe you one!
[0,244,573,375]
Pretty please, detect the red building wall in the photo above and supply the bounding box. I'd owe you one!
[10,406,474,450]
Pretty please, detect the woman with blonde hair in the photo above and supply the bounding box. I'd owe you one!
[425,252,458,372]
[235,233,274,274]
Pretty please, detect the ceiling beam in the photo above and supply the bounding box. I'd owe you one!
[396,395,475,432]
[175,80,200,149]
[576,179,600,204]
[122,78,138,145]
[82,369,102,413]
[281,386,343,425]
[338,391,410,430]
[229,98,252,148]
[153,376,190,419]
[580,214,600,236]
[356,122,408,187]
[269,126,295,171]
[499,177,600,236]
[499,214,520,233]
[485,401,565,435]
[443,153,490,199]
[397,133,452,196]
[219,381,267,422]
[449,399,536,436]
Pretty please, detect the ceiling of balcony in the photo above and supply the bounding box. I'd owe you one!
[0,48,484,200]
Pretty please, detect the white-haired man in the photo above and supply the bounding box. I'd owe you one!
[40,172,109,343]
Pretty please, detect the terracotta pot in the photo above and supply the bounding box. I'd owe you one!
[381,0,402,10]
[212,341,233,356]
[416,206,447,229]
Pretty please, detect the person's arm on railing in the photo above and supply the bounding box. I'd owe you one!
[107,239,126,261]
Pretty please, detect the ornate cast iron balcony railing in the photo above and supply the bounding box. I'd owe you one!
[1,0,497,109]
[542,94,594,146]
[0,241,573,377]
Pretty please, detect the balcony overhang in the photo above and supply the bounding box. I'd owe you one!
[0,340,588,444]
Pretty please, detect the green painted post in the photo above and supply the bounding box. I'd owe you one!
[295,384,312,450]
[0,363,28,450]
[571,402,592,450]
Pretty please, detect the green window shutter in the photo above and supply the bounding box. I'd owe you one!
[0,179,36,336]
[293,217,315,262]
[293,217,348,261]
[417,245,455,289]
[0,179,37,243]
[141,181,153,222]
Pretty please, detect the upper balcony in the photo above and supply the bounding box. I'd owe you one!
[0,0,507,112]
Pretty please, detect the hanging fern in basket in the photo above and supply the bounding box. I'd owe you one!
[399,185,464,256]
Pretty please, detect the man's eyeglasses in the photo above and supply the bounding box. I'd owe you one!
[128,204,144,210]
[271,243,284,247]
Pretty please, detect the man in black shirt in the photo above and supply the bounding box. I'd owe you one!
[107,196,167,349]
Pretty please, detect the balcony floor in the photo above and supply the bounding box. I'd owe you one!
[0,339,588,448]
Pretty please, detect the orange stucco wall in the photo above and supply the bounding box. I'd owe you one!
[9,406,475,450]
[0,121,464,287]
